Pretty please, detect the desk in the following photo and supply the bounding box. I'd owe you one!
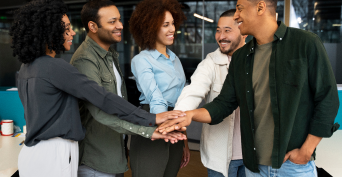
[0,136,24,177]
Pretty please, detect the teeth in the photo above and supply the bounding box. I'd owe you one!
[221,43,227,45]
[68,40,72,42]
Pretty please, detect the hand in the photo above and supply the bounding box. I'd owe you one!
[180,140,190,168]
[156,110,186,125]
[158,110,194,134]
[151,130,187,144]
[283,148,312,164]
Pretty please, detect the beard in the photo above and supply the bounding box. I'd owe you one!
[97,28,121,44]
[218,35,242,55]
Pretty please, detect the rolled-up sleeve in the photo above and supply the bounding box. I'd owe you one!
[308,36,340,137]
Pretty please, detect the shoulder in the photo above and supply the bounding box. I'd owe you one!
[132,50,152,63]
[70,41,98,64]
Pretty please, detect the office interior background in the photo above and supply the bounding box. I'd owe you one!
[0,0,342,176]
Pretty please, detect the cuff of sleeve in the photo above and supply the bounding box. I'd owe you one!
[202,103,222,125]
[130,107,156,127]
[309,119,340,137]
[152,106,168,114]
[145,127,157,139]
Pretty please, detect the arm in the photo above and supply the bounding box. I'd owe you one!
[48,58,183,128]
[284,35,340,164]
[131,56,168,114]
[72,58,156,136]
[174,58,215,111]
[158,57,239,132]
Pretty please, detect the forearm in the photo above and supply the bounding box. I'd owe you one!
[86,102,156,138]
[189,108,212,123]
[300,134,322,157]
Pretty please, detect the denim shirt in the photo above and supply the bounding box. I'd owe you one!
[131,49,186,114]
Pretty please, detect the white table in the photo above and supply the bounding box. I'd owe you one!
[0,136,24,177]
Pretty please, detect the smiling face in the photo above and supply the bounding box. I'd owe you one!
[97,5,123,44]
[215,16,243,56]
[156,11,175,47]
[234,0,258,35]
[62,15,76,51]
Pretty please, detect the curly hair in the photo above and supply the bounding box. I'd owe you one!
[9,0,68,64]
[129,0,186,50]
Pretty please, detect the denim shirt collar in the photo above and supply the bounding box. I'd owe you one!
[148,48,176,62]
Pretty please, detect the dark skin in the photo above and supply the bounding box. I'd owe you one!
[158,0,323,165]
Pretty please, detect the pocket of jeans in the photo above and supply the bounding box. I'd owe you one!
[283,59,307,87]
[287,159,309,166]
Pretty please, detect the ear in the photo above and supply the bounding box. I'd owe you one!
[256,1,267,15]
[242,35,248,39]
[88,21,98,33]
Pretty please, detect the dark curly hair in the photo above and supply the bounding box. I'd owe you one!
[9,0,68,64]
[129,0,186,50]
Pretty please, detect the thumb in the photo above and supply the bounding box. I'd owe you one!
[283,151,291,163]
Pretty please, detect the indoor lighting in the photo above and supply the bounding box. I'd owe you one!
[333,24,342,27]
[177,31,181,34]
[194,13,214,23]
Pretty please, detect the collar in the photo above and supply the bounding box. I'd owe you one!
[85,35,111,59]
[149,48,176,62]
[246,21,287,55]
[211,48,230,65]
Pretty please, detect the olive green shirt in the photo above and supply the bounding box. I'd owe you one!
[203,22,340,172]
[252,42,274,166]
[70,36,156,174]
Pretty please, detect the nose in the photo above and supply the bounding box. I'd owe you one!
[170,24,175,33]
[219,31,226,41]
[233,10,239,21]
[70,28,76,36]
[116,21,123,30]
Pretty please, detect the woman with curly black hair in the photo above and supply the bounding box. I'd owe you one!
[129,0,189,176]
[10,0,186,176]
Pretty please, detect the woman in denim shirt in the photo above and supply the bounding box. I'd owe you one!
[129,0,190,176]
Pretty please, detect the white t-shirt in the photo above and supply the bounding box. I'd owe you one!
[112,62,122,97]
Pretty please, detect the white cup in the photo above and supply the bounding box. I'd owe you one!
[0,120,14,136]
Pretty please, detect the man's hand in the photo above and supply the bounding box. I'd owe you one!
[180,140,190,168]
[158,110,194,134]
[283,148,311,164]
[283,134,322,164]
[151,130,187,144]
[156,110,186,125]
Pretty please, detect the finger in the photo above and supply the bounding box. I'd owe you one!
[163,125,178,134]
[283,152,291,163]
[159,118,186,130]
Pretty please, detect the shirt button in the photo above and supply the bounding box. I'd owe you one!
[142,132,145,135]
[110,80,112,82]
[130,127,132,129]
[247,73,248,74]
[247,54,249,56]
[146,134,149,137]
[280,38,282,40]
[247,91,249,93]
[254,148,256,150]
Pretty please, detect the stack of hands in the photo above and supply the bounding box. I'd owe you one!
[151,110,192,144]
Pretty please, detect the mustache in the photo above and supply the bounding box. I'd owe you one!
[219,40,231,43]
[112,30,122,33]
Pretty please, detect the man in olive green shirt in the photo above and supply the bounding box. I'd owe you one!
[158,0,340,176]
[70,1,186,176]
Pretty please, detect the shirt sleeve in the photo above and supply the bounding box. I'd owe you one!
[47,58,156,127]
[71,58,156,138]
[307,36,340,137]
[174,57,215,111]
[131,56,168,114]
[202,56,239,125]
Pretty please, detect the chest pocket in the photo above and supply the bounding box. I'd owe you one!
[283,59,307,87]
[101,74,114,92]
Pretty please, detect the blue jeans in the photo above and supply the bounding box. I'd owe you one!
[208,159,246,177]
[245,160,317,177]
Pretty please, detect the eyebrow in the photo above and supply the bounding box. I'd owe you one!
[108,17,120,21]
[236,4,243,8]
[216,26,232,29]
[65,23,71,27]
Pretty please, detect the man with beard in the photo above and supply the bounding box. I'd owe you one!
[70,1,186,176]
[174,9,247,177]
